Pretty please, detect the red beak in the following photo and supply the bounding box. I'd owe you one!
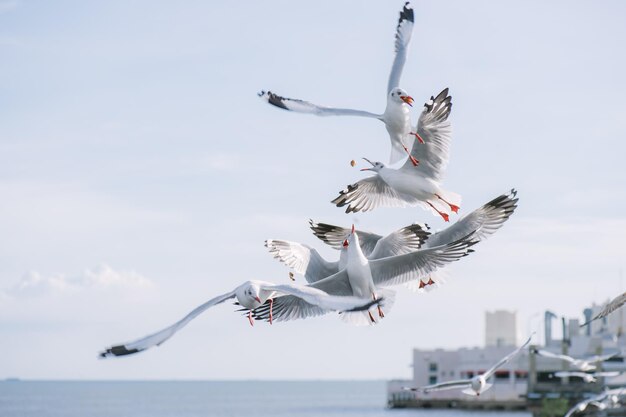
[351,224,355,233]
[342,239,349,248]
[254,296,261,303]
[400,95,414,106]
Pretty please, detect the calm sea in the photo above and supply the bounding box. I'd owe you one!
[0,380,532,417]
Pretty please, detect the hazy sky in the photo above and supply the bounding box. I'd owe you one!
[1,0,625,380]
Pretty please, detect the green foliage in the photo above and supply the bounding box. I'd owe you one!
[539,397,570,417]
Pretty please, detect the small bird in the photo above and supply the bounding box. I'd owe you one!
[553,371,620,383]
[255,227,477,325]
[99,280,381,358]
[531,348,618,371]
[331,88,460,221]
[259,2,419,165]
[564,388,625,417]
[403,335,533,396]
[580,292,626,327]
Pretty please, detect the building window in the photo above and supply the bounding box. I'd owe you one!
[429,362,438,372]
[515,371,528,379]
[429,376,437,385]
[494,371,510,380]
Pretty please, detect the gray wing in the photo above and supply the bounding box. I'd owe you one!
[405,379,471,393]
[99,290,236,358]
[309,219,382,255]
[484,335,532,379]
[424,190,518,248]
[265,239,339,283]
[401,88,452,182]
[331,176,419,214]
[387,2,414,93]
[258,90,382,118]
[251,270,354,322]
[368,224,430,260]
[369,234,477,287]
[581,292,626,327]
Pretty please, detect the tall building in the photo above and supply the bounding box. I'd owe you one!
[485,310,517,347]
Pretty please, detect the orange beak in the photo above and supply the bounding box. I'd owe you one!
[400,95,414,106]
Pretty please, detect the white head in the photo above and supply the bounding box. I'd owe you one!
[470,375,485,395]
[237,281,263,309]
[389,87,414,106]
[360,157,385,172]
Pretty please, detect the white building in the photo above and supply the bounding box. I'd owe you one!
[486,310,517,347]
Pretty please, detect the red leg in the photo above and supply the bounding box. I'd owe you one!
[418,280,426,289]
[248,311,254,327]
[410,132,425,144]
[368,311,376,323]
[373,293,384,318]
[402,144,419,167]
[427,202,449,222]
[427,278,435,286]
[269,298,274,325]
[435,194,460,213]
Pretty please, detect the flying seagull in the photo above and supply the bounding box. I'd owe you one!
[312,189,518,288]
[331,88,460,221]
[564,388,625,417]
[259,2,421,165]
[403,335,533,396]
[253,228,477,325]
[553,371,620,383]
[99,280,380,358]
[581,292,626,327]
[531,348,618,371]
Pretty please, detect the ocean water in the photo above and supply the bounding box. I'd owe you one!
[0,380,532,417]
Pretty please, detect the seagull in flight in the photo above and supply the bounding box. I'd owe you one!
[311,189,518,289]
[332,88,460,221]
[580,292,626,327]
[259,2,421,165]
[564,388,626,417]
[99,280,380,358]
[553,371,620,383]
[403,335,533,396]
[531,348,618,371]
[254,227,477,325]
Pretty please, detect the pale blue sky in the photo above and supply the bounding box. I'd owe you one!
[1,0,625,380]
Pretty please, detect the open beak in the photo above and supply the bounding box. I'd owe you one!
[400,95,414,106]
[360,157,374,171]
[342,239,349,248]
[254,296,261,303]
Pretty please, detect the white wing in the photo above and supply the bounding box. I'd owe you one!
[100,290,236,358]
[251,270,355,322]
[405,379,471,393]
[424,190,518,248]
[401,88,452,182]
[369,234,477,287]
[586,352,618,364]
[259,283,378,313]
[387,2,414,93]
[532,348,576,364]
[331,176,420,213]
[483,335,532,379]
[581,292,626,327]
[309,219,382,255]
[554,371,593,380]
[258,90,381,119]
[368,223,430,260]
[265,239,339,283]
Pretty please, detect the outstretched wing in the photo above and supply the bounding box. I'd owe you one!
[265,239,339,283]
[424,189,518,248]
[581,292,626,327]
[368,223,430,260]
[586,352,618,364]
[258,90,381,119]
[331,176,419,213]
[402,88,452,183]
[99,290,236,358]
[387,2,414,93]
[483,335,532,379]
[404,379,471,393]
[251,270,354,322]
[532,348,576,364]
[260,283,379,313]
[369,234,477,287]
[309,219,382,255]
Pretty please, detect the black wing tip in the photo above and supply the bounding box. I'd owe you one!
[99,345,141,358]
[399,2,414,24]
[258,90,290,110]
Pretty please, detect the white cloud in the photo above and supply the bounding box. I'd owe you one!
[3,264,153,298]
